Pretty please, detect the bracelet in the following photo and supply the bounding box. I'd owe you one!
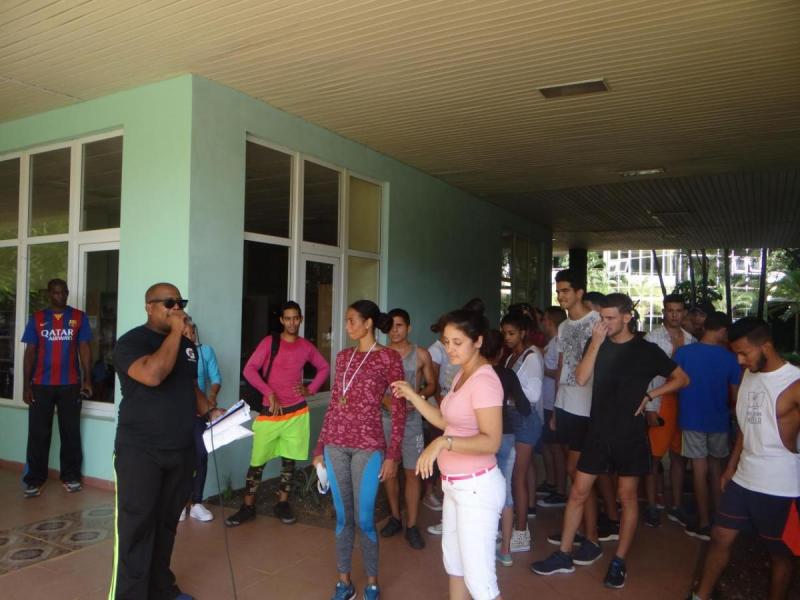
[645,392,653,402]
[446,435,453,451]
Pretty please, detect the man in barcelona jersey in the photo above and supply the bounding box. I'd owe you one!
[21,278,92,498]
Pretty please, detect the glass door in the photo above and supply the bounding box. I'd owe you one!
[77,242,119,405]
[298,255,339,391]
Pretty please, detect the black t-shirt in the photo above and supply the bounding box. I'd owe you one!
[113,326,198,450]
[588,336,676,439]
[493,366,531,434]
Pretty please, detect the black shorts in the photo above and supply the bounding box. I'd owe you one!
[716,481,800,557]
[554,408,590,452]
[577,433,652,476]
[542,409,558,444]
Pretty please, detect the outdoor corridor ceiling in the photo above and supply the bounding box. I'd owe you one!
[1,0,798,250]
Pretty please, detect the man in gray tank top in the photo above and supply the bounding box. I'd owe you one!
[690,318,800,600]
[379,308,436,549]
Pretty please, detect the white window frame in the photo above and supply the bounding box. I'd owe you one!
[244,135,387,358]
[0,130,122,416]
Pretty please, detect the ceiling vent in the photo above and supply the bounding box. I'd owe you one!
[538,79,609,98]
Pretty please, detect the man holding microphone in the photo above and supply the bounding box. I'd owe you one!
[109,283,221,600]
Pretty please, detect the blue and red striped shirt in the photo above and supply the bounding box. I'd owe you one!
[21,306,92,386]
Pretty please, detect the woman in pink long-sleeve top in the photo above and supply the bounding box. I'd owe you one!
[226,301,330,527]
[313,299,406,600]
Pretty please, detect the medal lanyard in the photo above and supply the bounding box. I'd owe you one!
[341,341,377,404]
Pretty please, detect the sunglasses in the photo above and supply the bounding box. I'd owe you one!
[147,298,189,310]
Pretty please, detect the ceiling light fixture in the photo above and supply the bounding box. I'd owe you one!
[618,168,665,177]
[538,79,609,98]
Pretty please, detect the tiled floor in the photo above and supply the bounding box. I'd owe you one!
[0,467,704,599]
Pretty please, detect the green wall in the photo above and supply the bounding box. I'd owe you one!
[0,74,551,491]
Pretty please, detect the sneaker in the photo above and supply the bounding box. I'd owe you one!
[537,492,568,508]
[496,549,513,567]
[273,501,296,525]
[536,482,557,497]
[530,551,575,575]
[422,493,443,511]
[572,540,603,566]
[190,503,214,522]
[178,507,187,522]
[62,480,82,493]
[547,531,587,546]
[363,584,380,600]
[331,580,356,600]
[685,524,711,541]
[225,504,256,527]
[667,506,689,527]
[644,506,661,528]
[380,516,403,537]
[405,526,425,549]
[597,517,620,542]
[23,484,41,498]
[527,506,537,519]
[603,556,627,589]
[427,522,443,535]
[510,527,531,553]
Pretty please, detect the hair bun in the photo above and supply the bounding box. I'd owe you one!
[375,312,394,334]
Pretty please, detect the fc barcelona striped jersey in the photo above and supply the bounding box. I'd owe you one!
[21,306,93,385]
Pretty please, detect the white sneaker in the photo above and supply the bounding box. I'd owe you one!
[178,507,187,522]
[422,494,443,511]
[427,522,443,535]
[190,503,214,522]
[510,527,531,553]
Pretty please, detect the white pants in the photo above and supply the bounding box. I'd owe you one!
[441,466,505,600]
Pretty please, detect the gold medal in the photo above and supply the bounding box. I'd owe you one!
[340,395,347,405]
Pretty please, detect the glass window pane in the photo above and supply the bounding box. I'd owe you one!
[84,250,119,403]
[303,161,339,246]
[0,246,17,398]
[82,137,122,230]
[348,177,380,253]
[28,242,68,312]
[0,158,20,240]
[512,234,530,302]
[30,148,70,236]
[303,260,334,390]
[347,256,379,308]
[245,142,291,237]
[241,241,289,397]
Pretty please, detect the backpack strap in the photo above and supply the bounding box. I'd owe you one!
[261,334,282,384]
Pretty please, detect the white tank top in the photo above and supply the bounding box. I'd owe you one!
[733,362,800,497]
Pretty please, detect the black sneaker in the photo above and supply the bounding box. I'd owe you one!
[380,516,403,538]
[685,524,711,541]
[644,506,661,528]
[597,517,620,542]
[536,482,557,497]
[537,492,568,508]
[530,551,575,575]
[604,556,627,589]
[547,531,587,546]
[573,540,602,565]
[273,501,296,524]
[405,525,425,549]
[225,504,256,527]
[24,484,41,498]
[666,506,689,527]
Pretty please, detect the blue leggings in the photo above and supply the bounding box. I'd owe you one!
[324,446,383,577]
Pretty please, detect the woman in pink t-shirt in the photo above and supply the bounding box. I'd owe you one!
[392,308,505,600]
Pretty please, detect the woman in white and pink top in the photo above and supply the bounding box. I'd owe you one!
[392,308,505,600]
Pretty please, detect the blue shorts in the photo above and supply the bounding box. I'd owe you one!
[511,408,542,447]
[716,481,800,557]
[496,433,516,508]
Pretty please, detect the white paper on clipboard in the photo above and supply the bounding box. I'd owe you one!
[203,399,253,453]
